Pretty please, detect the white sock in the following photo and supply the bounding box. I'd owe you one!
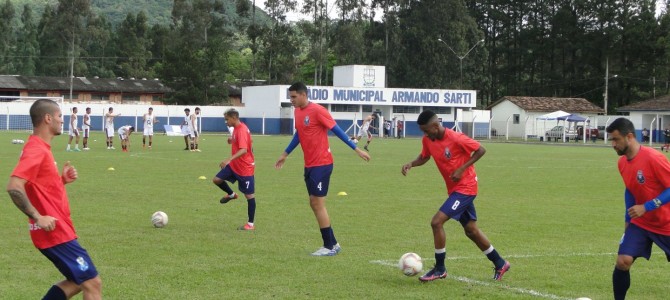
[435,248,446,254]
[248,222,254,226]
[483,245,495,255]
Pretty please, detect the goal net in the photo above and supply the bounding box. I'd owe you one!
[0,96,64,131]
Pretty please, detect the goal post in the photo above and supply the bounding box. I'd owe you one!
[0,96,64,131]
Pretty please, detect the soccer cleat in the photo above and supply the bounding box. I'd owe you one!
[83,147,90,151]
[184,147,189,150]
[332,243,342,254]
[493,261,511,281]
[364,145,369,151]
[219,193,238,204]
[419,266,447,282]
[311,246,338,256]
[238,223,255,231]
[110,146,115,150]
[74,148,81,152]
[195,149,201,152]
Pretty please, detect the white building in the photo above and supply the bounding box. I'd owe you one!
[618,96,670,142]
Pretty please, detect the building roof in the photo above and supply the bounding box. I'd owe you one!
[617,95,670,112]
[486,96,605,113]
[0,75,171,94]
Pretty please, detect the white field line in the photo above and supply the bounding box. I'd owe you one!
[370,252,616,300]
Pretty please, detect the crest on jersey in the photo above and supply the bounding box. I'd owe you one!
[443,147,451,159]
[304,116,310,125]
[636,170,645,184]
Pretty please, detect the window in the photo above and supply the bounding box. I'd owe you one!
[362,105,373,112]
[331,104,359,112]
[122,94,140,101]
[513,114,520,124]
[318,103,329,110]
[423,106,452,114]
[91,94,110,101]
[28,92,47,97]
[393,106,420,114]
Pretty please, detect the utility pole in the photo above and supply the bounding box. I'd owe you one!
[604,57,609,114]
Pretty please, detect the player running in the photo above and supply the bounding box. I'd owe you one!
[401,110,510,282]
[606,118,670,300]
[117,125,134,152]
[356,113,376,151]
[66,107,80,152]
[82,107,91,150]
[275,82,370,256]
[214,109,257,231]
[142,107,159,149]
[104,107,120,150]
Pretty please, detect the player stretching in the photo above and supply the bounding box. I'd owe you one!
[66,107,80,152]
[214,109,257,230]
[143,107,159,149]
[275,82,370,256]
[7,99,102,299]
[355,113,376,152]
[104,107,120,150]
[82,107,91,150]
[401,110,510,282]
[606,118,670,300]
[117,125,134,152]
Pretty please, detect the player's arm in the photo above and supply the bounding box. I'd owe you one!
[628,187,670,218]
[330,124,370,161]
[402,154,430,176]
[6,176,58,231]
[624,188,635,224]
[275,133,300,169]
[451,146,486,182]
[221,148,248,168]
[70,114,75,128]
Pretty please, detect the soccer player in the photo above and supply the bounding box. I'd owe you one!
[275,82,370,256]
[401,110,510,282]
[66,107,80,152]
[356,113,376,151]
[214,108,256,230]
[143,107,159,149]
[606,118,670,300]
[662,126,670,152]
[190,107,201,152]
[6,99,102,299]
[180,108,192,151]
[82,107,91,150]
[117,125,134,152]
[104,107,120,150]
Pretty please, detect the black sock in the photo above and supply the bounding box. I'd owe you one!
[149,141,152,146]
[320,227,335,249]
[43,285,66,300]
[106,141,109,147]
[247,198,256,223]
[143,137,146,145]
[195,143,199,149]
[330,226,338,246]
[485,248,506,269]
[216,181,234,195]
[435,252,446,271]
[613,267,630,300]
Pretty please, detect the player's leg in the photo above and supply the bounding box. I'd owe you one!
[143,135,147,148]
[237,176,256,230]
[79,276,102,300]
[83,129,89,150]
[149,134,153,148]
[305,165,339,256]
[462,219,510,280]
[39,240,101,299]
[189,134,195,151]
[613,224,652,300]
[194,131,200,151]
[74,130,80,151]
[184,135,189,150]
[214,165,238,203]
[365,131,372,149]
[67,134,73,151]
[418,210,450,282]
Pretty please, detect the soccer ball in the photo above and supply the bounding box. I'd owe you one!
[398,252,423,276]
[151,211,168,228]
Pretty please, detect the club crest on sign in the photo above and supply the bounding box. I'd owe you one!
[363,67,375,87]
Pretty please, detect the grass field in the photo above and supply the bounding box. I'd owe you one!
[1,131,669,299]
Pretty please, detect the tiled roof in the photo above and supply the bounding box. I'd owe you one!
[486,96,605,113]
[0,75,171,93]
[617,95,670,111]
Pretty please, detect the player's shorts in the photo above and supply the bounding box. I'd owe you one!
[39,239,99,285]
[82,128,89,138]
[105,127,114,138]
[357,125,371,137]
[181,126,191,136]
[439,192,478,227]
[618,223,670,261]
[190,130,199,138]
[144,127,153,136]
[68,129,79,137]
[216,165,255,194]
[303,164,333,197]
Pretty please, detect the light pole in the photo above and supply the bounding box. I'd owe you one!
[438,38,485,89]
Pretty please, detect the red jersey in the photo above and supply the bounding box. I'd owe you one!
[10,135,77,249]
[294,102,336,167]
[421,128,481,196]
[618,146,670,235]
[229,122,255,176]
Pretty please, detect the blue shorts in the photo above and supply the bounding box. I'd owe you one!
[304,164,333,197]
[439,192,478,227]
[215,165,255,195]
[618,223,670,261]
[39,239,99,285]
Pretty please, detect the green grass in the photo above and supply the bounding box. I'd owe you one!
[0,132,668,299]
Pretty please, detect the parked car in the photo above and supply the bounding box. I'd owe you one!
[545,125,565,140]
[576,125,600,141]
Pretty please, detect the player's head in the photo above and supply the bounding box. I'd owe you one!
[86,107,91,113]
[30,99,63,135]
[288,82,309,108]
[148,107,153,113]
[195,107,200,115]
[108,107,113,112]
[72,107,78,113]
[224,108,240,126]
[606,118,637,156]
[129,126,135,132]
[184,108,190,115]
[417,110,442,141]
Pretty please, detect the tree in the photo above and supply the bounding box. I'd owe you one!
[15,4,38,75]
[0,0,16,74]
[115,11,153,78]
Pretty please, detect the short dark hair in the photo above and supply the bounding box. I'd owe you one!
[606,117,636,136]
[225,108,239,118]
[288,82,308,94]
[108,107,113,111]
[195,107,200,111]
[184,108,190,112]
[30,99,59,126]
[417,110,437,125]
[129,126,135,131]
[148,107,153,110]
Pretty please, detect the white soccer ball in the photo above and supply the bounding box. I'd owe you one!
[18,139,24,144]
[11,139,17,144]
[398,252,423,276]
[151,211,168,228]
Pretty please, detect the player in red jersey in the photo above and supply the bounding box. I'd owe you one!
[606,118,670,300]
[7,99,102,299]
[214,109,257,231]
[401,110,509,282]
[275,82,370,256]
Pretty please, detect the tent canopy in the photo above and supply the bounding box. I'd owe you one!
[536,110,570,120]
[557,114,587,122]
